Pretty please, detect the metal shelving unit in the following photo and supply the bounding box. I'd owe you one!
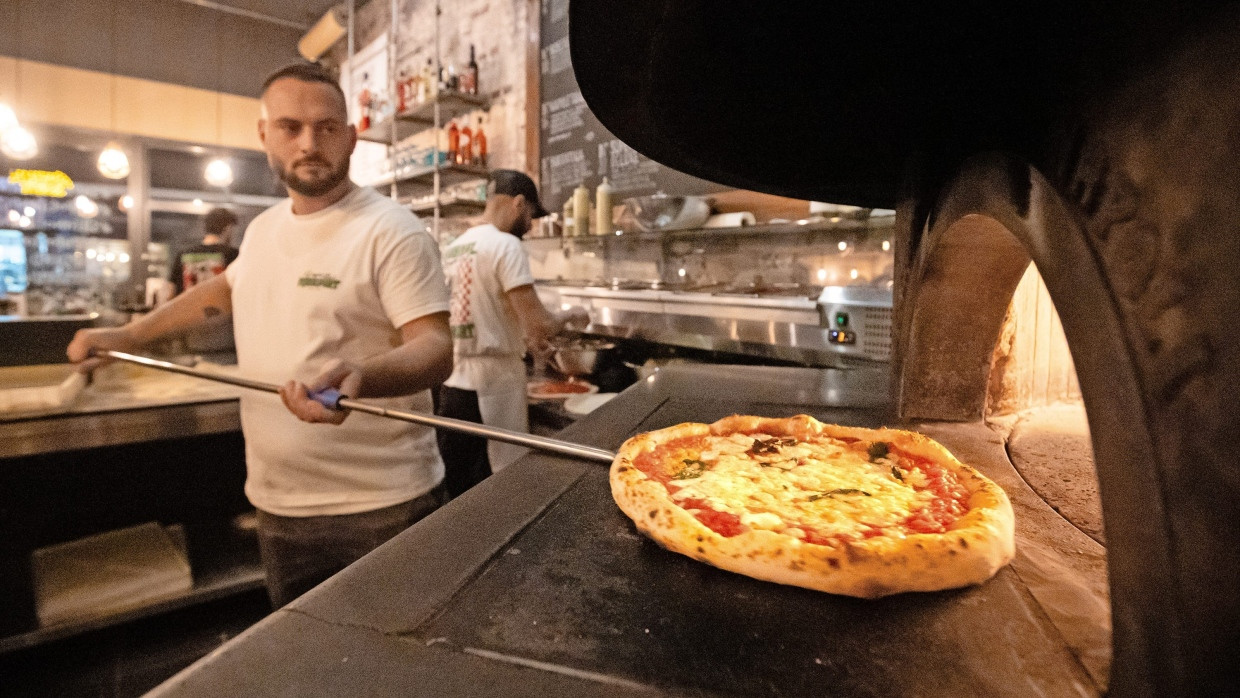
[367,162,489,190]
[349,1,491,240]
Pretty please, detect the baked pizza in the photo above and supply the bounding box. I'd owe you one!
[609,415,1015,598]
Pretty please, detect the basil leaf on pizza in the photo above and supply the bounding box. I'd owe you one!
[609,415,1016,598]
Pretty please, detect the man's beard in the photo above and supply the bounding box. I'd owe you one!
[510,216,531,239]
[273,156,350,197]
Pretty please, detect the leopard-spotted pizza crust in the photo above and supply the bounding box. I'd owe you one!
[609,415,1015,598]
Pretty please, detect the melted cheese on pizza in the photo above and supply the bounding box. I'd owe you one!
[665,434,937,541]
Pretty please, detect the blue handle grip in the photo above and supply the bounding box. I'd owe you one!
[309,388,344,410]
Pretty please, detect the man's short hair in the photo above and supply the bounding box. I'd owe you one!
[261,63,346,107]
[204,207,238,236]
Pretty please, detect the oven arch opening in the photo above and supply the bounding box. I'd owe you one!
[890,147,1240,694]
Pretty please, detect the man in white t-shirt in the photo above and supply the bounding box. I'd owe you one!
[438,170,586,497]
[68,63,454,607]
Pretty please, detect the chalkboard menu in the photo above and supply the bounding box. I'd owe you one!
[539,0,728,213]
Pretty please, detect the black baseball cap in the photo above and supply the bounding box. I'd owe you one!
[489,169,549,218]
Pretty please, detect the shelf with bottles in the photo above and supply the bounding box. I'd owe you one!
[402,180,488,216]
[398,90,490,128]
[367,161,490,191]
[356,42,486,145]
[406,196,487,217]
[356,90,491,145]
[356,114,421,144]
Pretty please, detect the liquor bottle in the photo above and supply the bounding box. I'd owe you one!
[422,59,436,101]
[447,121,460,165]
[396,69,408,113]
[358,73,372,131]
[473,117,487,167]
[464,44,479,95]
[458,121,473,166]
[446,63,459,92]
[409,71,423,106]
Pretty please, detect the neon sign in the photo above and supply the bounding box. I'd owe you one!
[6,169,75,197]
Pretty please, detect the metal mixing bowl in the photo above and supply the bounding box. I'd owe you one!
[551,338,616,376]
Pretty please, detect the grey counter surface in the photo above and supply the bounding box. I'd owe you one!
[147,364,1106,697]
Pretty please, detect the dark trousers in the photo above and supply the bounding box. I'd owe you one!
[255,487,445,608]
[436,385,492,499]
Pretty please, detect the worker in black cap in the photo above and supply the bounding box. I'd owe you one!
[437,169,586,497]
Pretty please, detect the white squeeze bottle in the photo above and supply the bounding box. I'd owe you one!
[573,183,591,237]
[595,177,613,235]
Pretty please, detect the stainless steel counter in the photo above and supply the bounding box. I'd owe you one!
[536,283,892,367]
[0,361,244,458]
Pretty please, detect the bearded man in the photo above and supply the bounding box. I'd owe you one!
[67,63,454,608]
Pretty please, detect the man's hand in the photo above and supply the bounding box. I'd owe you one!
[278,359,364,425]
[67,326,141,373]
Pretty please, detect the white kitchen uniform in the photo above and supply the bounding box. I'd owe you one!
[225,186,450,516]
[442,223,534,470]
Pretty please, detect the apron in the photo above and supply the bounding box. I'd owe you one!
[451,354,530,471]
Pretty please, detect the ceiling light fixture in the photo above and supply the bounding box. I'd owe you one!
[204,157,234,188]
[97,3,129,179]
[74,195,100,218]
[98,142,131,179]
[1,124,38,160]
[0,103,18,132]
[3,9,38,160]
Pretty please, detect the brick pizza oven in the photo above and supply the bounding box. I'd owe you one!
[570,2,1240,694]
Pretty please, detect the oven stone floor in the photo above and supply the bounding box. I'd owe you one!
[996,401,1104,546]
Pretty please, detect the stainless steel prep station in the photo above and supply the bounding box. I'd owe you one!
[537,280,892,368]
[148,364,1107,697]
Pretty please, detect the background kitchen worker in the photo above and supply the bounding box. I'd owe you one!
[67,63,454,608]
[170,206,240,353]
[437,169,588,497]
[170,206,239,295]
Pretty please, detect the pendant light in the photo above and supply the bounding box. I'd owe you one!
[203,55,233,188]
[204,157,234,187]
[1,124,38,160]
[1,44,37,160]
[97,3,129,179]
[98,141,131,179]
[0,103,17,132]
[74,195,100,219]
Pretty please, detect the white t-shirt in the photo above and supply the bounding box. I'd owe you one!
[225,186,450,516]
[442,223,535,392]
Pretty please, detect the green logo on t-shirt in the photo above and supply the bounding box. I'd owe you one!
[298,272,341,289]
[443,242,476,261]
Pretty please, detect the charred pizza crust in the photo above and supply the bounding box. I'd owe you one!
[609,415,1015,598]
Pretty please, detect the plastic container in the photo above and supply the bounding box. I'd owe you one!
[572,184,591,237]
[595,177,613,235]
